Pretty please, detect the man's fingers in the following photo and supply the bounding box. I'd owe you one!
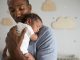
[6,25,18,44]
[7,26,18,37]
[10,26,17,32]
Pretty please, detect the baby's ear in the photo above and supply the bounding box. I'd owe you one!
[26,18,32,24]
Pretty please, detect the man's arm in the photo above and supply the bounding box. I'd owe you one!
[4,26,35,60]
[6,26,27,60]
[36,26,57,60]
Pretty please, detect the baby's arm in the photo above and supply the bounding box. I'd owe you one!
[30,34,38,41]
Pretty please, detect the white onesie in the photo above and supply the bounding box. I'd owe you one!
[17,22,34,54]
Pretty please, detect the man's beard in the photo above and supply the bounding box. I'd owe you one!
[14,16,24,23]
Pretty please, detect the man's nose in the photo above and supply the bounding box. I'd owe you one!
[15,10,21,17]
[37,29,39,32]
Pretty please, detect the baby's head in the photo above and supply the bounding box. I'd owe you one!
[21,13,43,33]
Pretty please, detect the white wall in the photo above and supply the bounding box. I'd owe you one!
[0,0,80,58]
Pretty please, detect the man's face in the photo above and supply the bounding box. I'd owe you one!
[8,0,31,23]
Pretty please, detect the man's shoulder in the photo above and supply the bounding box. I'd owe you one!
[39,25,53,35]
[36,26,56,51]
[37,25,55,43]
[41,25,50,30]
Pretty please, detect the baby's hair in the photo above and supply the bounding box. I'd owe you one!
[21,13,42,23]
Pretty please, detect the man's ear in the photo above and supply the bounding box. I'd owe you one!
[27,18,32,25]
[28,4,32,12]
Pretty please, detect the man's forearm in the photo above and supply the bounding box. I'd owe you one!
[13,47,27,60]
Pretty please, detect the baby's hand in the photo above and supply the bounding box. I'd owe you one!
[31,34,38,41]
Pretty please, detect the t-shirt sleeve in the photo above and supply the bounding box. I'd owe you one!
[36,26,57,60]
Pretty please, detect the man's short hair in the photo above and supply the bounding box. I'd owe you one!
[7,0,30,5]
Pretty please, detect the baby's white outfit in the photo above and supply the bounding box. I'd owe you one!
[17,22,34,54]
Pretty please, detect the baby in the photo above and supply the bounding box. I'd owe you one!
[17,13,43,58]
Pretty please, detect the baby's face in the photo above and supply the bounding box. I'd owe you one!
[31,19,42,33]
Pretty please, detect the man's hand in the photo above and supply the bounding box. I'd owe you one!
[6,26,26,48]
[3,26,35,60]
[5,26,26,58]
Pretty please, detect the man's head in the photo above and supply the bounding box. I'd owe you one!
[7,0,32,23]
[21,13,43,33]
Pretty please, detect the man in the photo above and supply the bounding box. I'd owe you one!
[2,0,57,60]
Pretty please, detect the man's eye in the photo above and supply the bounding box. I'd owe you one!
[19,7,24,11]
[10,9,15,12]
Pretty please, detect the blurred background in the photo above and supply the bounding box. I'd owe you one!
[0,0,80,60]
